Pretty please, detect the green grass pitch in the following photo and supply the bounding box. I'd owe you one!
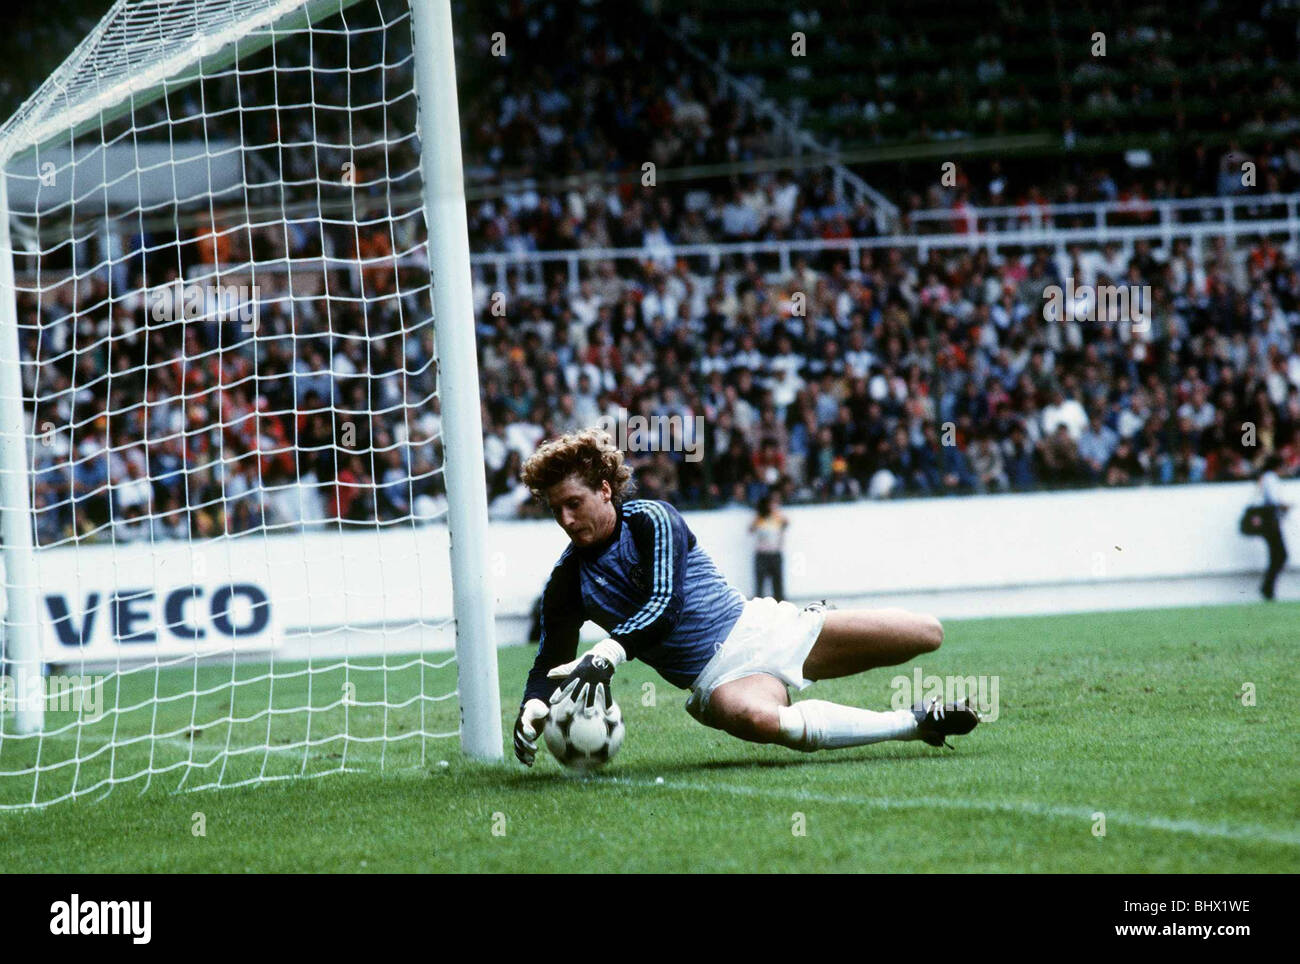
[4,602,1297,872]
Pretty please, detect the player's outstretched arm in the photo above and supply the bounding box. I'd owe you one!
[516,551,585,766]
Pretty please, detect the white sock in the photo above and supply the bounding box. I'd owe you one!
[777,700,919,751]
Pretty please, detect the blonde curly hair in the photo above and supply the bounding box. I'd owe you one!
[521,427,636,505]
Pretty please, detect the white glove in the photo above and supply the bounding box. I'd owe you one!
[512,698,550,767]
[546,638,627,711]
[545,638,627,681]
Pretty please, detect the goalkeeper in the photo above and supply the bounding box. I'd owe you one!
[512,428,979,766]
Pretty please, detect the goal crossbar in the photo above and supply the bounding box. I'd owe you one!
[1,0,365,166]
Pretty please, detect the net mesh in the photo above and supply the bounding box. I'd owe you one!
[0,0,462,808]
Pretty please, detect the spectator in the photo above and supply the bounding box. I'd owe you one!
[969,432,1008,493]
[1077,411,1119,482]
[1105,438,1144,486]
[750,492,789,601]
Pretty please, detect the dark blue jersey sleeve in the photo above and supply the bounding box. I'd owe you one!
[610,501,692,657]
[522,549,586,706]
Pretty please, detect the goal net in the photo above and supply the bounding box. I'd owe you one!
[0,0,500,809]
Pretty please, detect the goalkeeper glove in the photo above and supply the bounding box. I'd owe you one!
[512,699,550,767]
[546,638,626,710]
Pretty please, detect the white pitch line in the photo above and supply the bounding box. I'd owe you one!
[599,776,1300,848]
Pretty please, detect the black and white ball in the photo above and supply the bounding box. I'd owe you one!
[544,688,625,770]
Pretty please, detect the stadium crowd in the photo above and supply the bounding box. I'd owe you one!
[474,233,1300,518]
[21,216,1300,544]
[7,0,1300,544]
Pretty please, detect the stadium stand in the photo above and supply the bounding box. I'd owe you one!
[3,0,1298,539]
[660,0,1300,211]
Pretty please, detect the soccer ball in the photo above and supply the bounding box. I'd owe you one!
[543,685,625,770]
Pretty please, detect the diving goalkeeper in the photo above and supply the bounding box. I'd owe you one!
[512,428,979,766]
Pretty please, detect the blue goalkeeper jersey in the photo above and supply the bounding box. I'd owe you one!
[522,499,747,705]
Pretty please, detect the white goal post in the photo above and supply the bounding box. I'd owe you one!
[0,0,502,808]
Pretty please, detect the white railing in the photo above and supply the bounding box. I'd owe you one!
[13,211,1297,293]
[908,192,1300,236]
[471,216,1300,292]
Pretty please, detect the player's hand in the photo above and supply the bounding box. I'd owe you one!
[547,638,626,709]
[512,699,550,767]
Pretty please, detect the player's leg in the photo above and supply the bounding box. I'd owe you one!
[695,602,975,752]
[702,673,789,745]
[802,608,943,681]
[705,672,920,751]
[794,608,975,747]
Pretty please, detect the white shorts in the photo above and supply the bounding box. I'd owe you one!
[684,596,830,725]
